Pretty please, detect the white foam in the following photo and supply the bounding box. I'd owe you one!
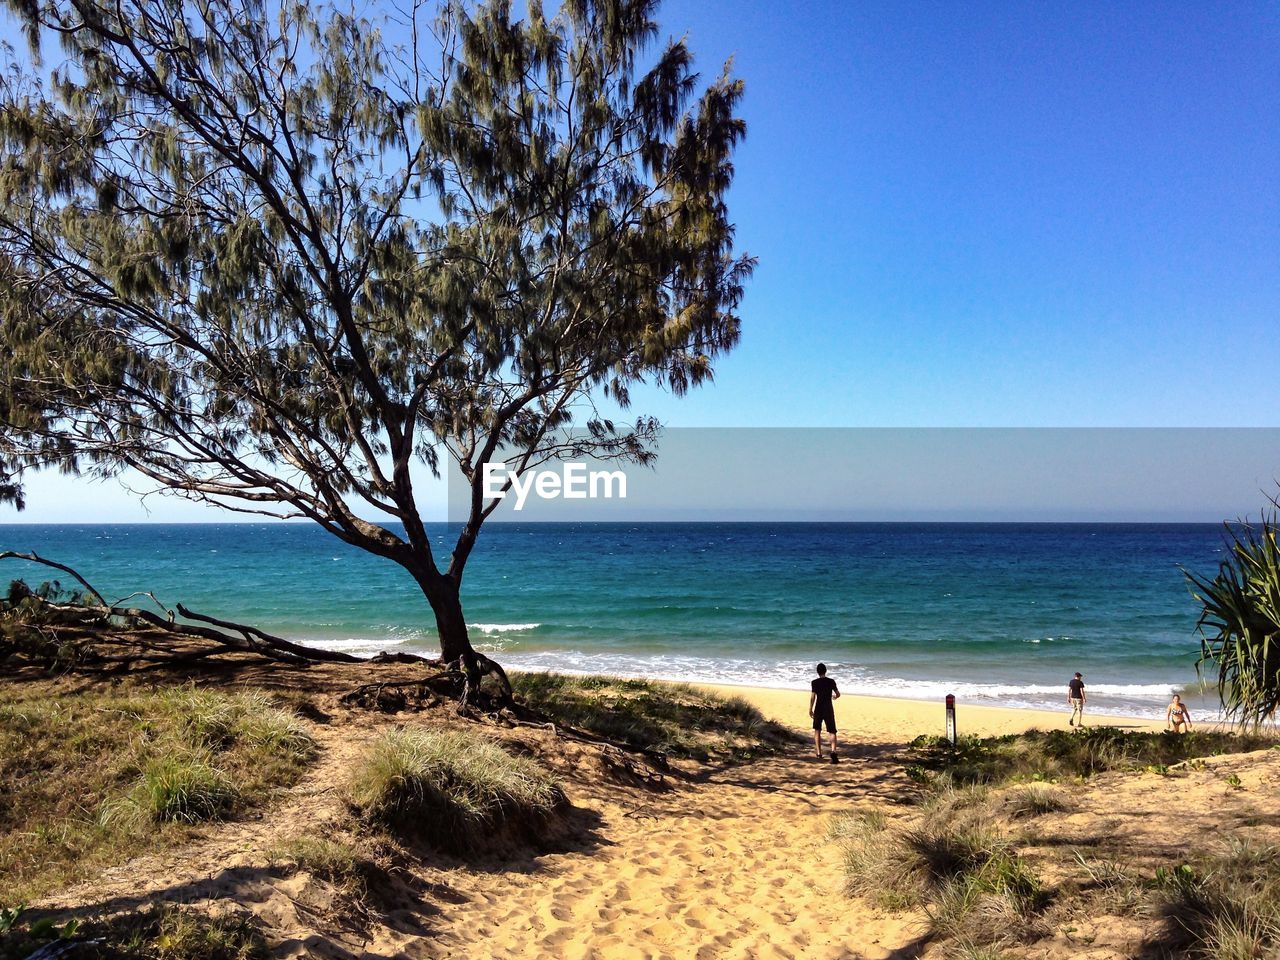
[484,651,1192,718]
[278,638,1205,720]
[306,636,408,653]
[469,622,541,634]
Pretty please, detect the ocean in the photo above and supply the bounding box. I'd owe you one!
[0,522,1229,718]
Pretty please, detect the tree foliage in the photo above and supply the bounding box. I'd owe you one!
[1185,497,1280,728]
[0,0,752,667]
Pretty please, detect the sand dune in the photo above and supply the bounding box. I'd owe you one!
[31,683,1253,959]
[425,689,1170,959]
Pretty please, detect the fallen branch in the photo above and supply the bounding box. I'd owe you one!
[1,552,362,667]
[0,554,516,710]
[0,550,108,605]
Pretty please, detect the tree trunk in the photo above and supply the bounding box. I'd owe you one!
[413,570,488,703]
[425,575,475,667]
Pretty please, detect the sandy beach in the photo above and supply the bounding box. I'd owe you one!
[414,684,1250,959]
[700,683,1169,742]
[419,686,1262,960]
[18,668,1272,960]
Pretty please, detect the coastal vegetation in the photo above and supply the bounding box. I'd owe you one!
[510,672,797,760]
[0,0,752,692]
[832,811,1043,934]
[834,726,1280,958]
[904,726,1275,787]
[0,905,269,960]
[1186,497,1280,728]
[1148,840,1280,959]
[346,727,566,854]
[0,685,315,903]
[0,666,804,957]
[2,658,1278,958]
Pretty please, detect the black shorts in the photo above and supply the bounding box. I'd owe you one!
[813,708,836,733]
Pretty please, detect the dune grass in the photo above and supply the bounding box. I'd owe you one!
[346,727,565,854]
[0,902,267,960]
[835,728,1280,956]
[509,672,797,760]
[906,727,1276,788]
[831,809,1044,941]
[112,907,267,960]
[271,835,363,884]
[0,684,315,903]
[1001,784,1069,819]
[1150,840,1280,959]
[953,943,1017,960]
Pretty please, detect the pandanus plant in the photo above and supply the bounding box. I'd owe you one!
[1185,496,1280,729]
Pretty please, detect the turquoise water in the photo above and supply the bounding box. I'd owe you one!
[0,522,1228,717]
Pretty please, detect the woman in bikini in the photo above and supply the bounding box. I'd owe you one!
[1165,694,1193,733]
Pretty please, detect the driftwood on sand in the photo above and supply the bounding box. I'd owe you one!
[0,551,511,704]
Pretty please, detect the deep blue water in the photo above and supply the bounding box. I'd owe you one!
[0,522,1229,715]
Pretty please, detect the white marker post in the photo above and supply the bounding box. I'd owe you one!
[945,693,957,746]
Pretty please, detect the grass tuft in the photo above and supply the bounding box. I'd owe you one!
[144,908,267,960]
[0,906,266,960]
[830,810,920,910]
[271,835,362,885]
[1149,840,1280,959]
[126,753,240,824]
[919,782,993,830]
[1002,784,1069,819]
[833,807,1042,935]
[347,727,565,854]
[509,672,796,760]
[952,941,1017,960]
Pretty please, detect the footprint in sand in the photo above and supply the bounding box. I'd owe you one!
[681,907,710,930]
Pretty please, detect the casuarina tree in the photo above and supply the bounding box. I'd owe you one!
[0,0,753,689]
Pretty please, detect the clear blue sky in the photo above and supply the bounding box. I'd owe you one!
[637,0,1280,428]
[4,1,1278,521]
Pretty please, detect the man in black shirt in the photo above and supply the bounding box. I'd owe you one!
[809,662,842,763]
[1067,672,1086,728]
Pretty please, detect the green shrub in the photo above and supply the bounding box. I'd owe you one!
[908,727,1276,788]
[347,727,564,853]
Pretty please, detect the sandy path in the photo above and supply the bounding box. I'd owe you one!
[432,744,921,960]
[425,689,1169,960]
[34,684,1206,960]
